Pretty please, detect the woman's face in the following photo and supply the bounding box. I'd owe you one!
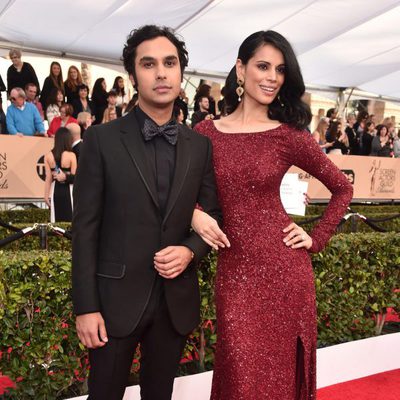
[380,126,388,137]
[57,91,64,103]
[368,123,375,132]
[52,64,61,76]
[79,88,88,99]
[109,109,117,120]
[10,53,21,67]
[177,108,184,123]
[118,78,124,88]
[236,43,285,107]
[60,107,68,120]
[70,68,78,80]
[101,80,107,91]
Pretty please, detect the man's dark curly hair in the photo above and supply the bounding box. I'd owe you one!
[122,25,188,90]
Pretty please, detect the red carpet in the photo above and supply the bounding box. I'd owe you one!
[317,369,400,400]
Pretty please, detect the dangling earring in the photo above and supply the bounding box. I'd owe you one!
[236,79,244,102]
[277,94,284,107]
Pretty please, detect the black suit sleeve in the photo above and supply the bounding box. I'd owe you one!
[72,127,104,315]
[180,137,222,265]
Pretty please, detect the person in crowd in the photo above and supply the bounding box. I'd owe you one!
[174,87,189,124]
[112,76,130,112]
[173,104,185,125]
[345,113,360,155]
[312,116,332,152]
[325,120,349,155]
[101,106,118,123]
[72,84,94,119]
[0,97,7,134]
[217,86,226,117]
[44,127,76,222]
[370,124,392,157]
[64,65,83,104]
[76,111,92,138]
[193,82,216,115]
[47,104,77,137]
[0,73,6,93]
[191,95,214,128]
[40,61,64,109]
[25,83,44,120]
[393,131,400,158]
[106,90,122,117]
[46,88,65,124]
[91,78,108,125]
[326,107,338,126]
[360,121,375,155]
[72,24,222,400]
[6,87,45,136]
[52,122,83,185]
[354,110,369,134]
[7,49,40,95]
[191,30,353,399]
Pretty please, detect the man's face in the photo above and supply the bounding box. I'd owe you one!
[10,90,25,107]
[25,86,37,101]
[132,36,181,109]
[199,97,209,111]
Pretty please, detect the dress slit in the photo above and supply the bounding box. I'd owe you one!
[296,336,306,400]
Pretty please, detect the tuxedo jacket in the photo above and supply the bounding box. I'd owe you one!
[72,112,222,337]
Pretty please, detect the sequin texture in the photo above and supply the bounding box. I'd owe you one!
[195,120,353,400]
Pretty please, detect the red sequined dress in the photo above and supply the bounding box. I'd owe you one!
[195,120,353,400]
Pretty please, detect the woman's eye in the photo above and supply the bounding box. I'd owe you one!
[277,66,286,74]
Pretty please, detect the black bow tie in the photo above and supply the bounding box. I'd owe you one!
[143,119,178,145]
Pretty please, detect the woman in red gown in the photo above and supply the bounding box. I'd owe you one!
[193,31,353,400]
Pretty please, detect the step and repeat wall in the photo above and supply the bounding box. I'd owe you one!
[1,136,400,201]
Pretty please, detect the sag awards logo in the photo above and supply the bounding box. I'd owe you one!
[369,160,396,195]
[37,155,47,182]
[0,152,8,189]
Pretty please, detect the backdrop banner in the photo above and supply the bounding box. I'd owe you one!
[0,137,399,201]
[288,154,400,201]
[0,136,54,199]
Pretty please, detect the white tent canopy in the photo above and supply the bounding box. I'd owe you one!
[1,0,400,99]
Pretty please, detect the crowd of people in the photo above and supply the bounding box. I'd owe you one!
[313,108,400,158]
[0,48,399,224]
[1,48,398,160]
[0,49,133,136]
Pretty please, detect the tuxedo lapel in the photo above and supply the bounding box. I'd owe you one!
[120,112,159,209]
[163,126,191,224]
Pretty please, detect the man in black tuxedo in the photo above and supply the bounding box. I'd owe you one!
[72,25,222,400]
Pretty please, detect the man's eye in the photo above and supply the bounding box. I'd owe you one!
[144,62,154,68]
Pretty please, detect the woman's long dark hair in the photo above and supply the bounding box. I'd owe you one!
[112,76,125,97]
[47,88,64,108]
[225,30,311,130]
[51,127,72,165]
[91,78,108,103]
[49,61,64,93]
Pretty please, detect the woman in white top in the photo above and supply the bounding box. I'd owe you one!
[112,76,129,112]
[46,88,64,124]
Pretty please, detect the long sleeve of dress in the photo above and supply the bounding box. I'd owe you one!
[289,129,353,253]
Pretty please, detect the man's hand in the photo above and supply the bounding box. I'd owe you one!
[154,246,193,279]
[76,312,108,349]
